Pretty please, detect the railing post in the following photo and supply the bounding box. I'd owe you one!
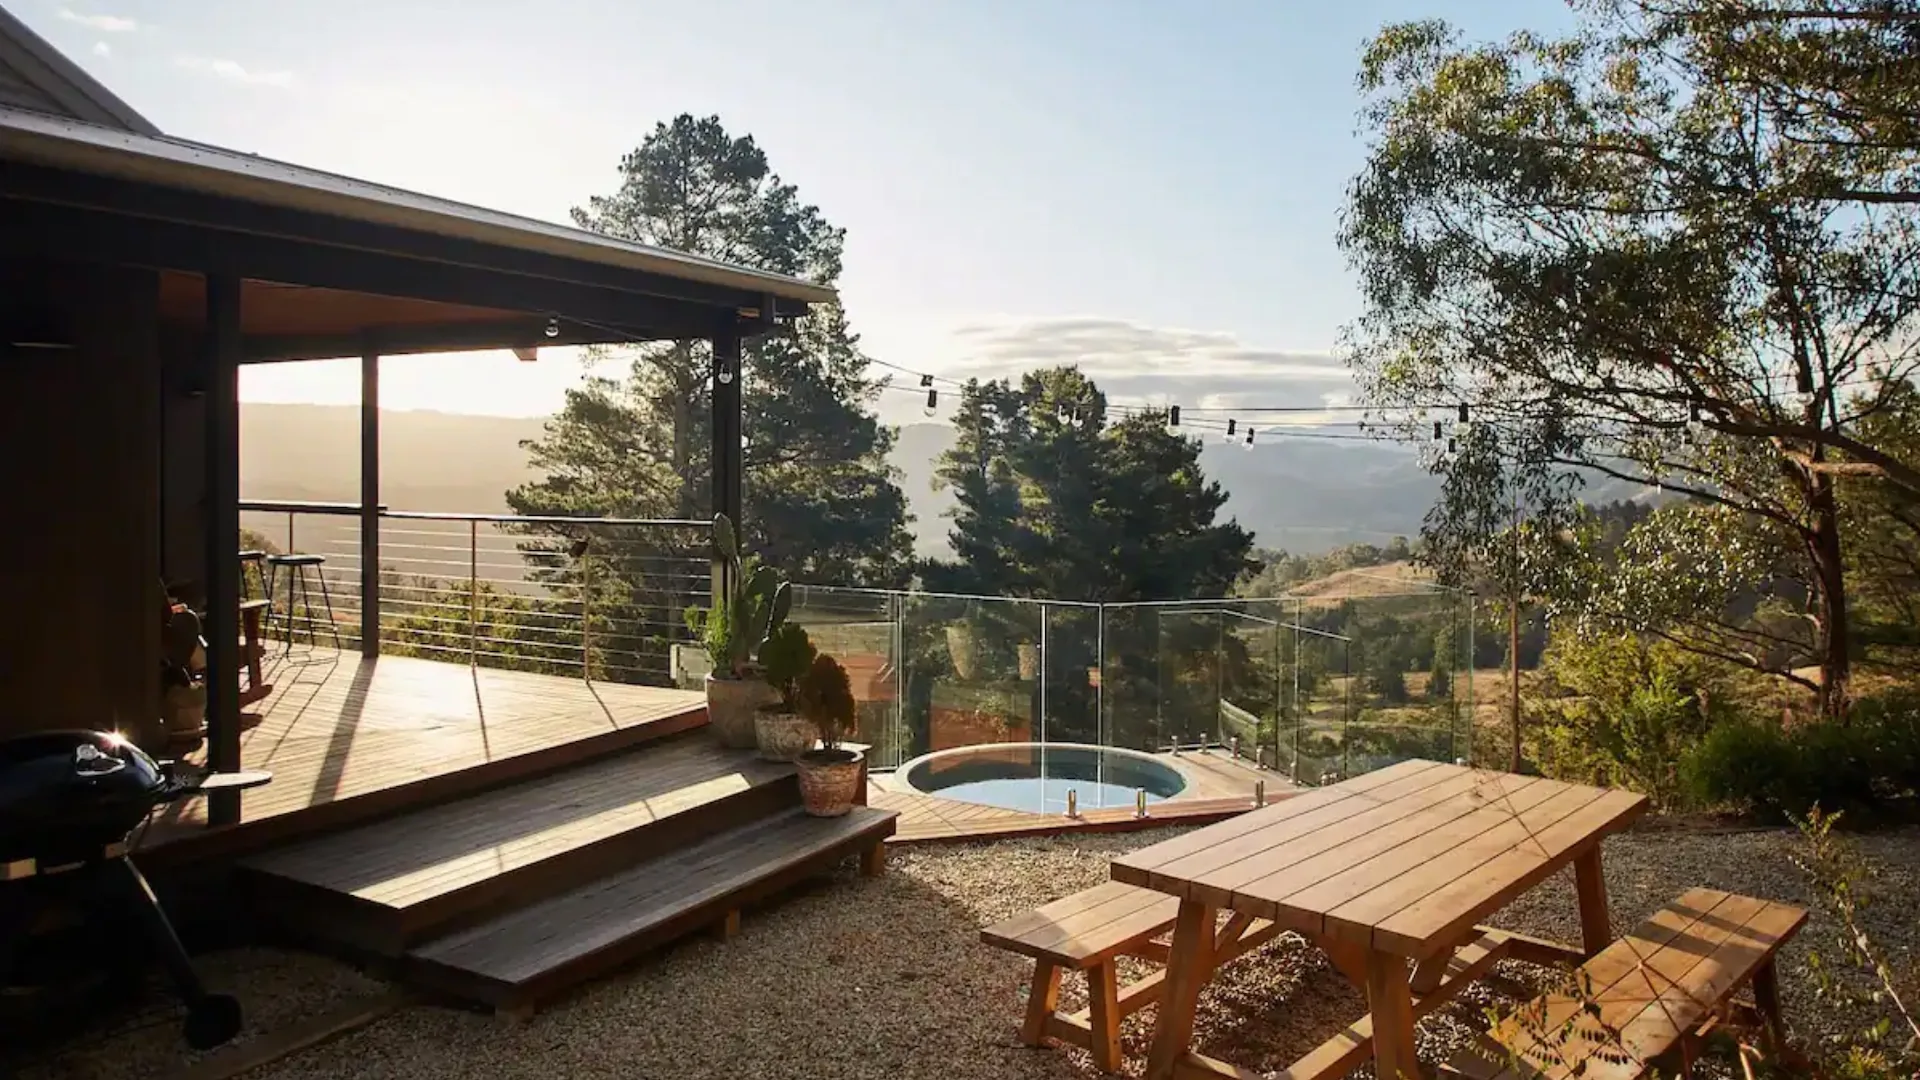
[468,519,479,667]
[580,546,593,682]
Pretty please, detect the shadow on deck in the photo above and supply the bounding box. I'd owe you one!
[141,647,706,868]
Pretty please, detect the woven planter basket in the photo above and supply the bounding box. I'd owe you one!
[797,750,864,817]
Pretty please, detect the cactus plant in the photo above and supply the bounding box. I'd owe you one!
[683,513,790,680]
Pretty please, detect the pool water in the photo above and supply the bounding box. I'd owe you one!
[898,743,1186,815]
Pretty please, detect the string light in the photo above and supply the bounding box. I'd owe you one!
[923,388,939,416]
[1243,427,1255,451]
[544,317,561,339]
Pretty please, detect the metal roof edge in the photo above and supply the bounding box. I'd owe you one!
[0,4,159,135]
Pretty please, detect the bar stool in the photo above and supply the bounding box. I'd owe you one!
[265,553,341,657]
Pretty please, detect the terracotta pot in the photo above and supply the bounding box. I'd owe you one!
[706,674,775,749]
[755,708,817,762]
[797,748,864,817]
[946,624,978,680]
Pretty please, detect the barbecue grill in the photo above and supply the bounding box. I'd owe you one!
[0,730,271,1050]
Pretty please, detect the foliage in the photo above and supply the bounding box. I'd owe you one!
[797,653,856,751]
[1787,806,1920,1079]
[1681,691,1920,822]
[1340,9,1920,715]
[1530,632,1731,809]
[509,114,912,663]
[682,513,790,679]
[926,366,1255,602]
[758,622,817,712]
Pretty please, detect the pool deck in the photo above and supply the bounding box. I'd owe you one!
[870,747,1297,844]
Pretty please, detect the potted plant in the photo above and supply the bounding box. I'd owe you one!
[683,513,789,749]
[795,654,862,817]
[754,622,818,761]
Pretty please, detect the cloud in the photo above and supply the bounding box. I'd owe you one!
[60,8,136,31]
[175,55,294,87]
[91,41,110,58]
[942,316,1355,414]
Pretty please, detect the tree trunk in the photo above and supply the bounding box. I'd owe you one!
[1808,474,1853,719]
[1508,595,1522,773]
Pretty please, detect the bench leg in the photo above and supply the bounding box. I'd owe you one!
[860,842,886,877]
[1751,956,1784,1052]
[1021,961,1062,1046]
[1086,959,1122,1074]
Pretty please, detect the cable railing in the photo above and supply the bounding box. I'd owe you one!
[238,500,711,685]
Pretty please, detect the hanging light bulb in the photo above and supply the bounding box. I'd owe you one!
[544,317,561,339]
[1685,401,1705,444]
[1432,420,1444,441]
[716,362,733,385]
[1166,404,1181,431]
[1242,427,1255,451]
[923,387,939,416]
[1223,418,1237,443]
[1455,402,1472,436]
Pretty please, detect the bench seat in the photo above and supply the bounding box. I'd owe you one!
[1451,887,1806,1080]
[981,881,1278,1073]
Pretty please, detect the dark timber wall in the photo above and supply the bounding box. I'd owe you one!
[0,257,164,744]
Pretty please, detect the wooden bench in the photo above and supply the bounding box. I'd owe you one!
[1449,887,1807,1080]
[980,881,1281,1073]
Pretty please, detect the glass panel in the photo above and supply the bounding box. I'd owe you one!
[787,586,901,766]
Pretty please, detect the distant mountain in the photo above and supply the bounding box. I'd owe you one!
[240,406,1647,562]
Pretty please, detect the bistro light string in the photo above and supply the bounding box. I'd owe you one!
[553,311,1890,457]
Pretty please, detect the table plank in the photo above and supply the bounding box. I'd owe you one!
[1113,759,1445,888]
[1370,787,1646,955]
[1192,771,1538,914]
[1254,779,1584,935]
[1141,765,1473,902]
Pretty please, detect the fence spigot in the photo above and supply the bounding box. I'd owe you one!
[1135,788,1148,819]
[1254,780,1266,808]
[1229,735,1240,759]
[1066,789,1078,819]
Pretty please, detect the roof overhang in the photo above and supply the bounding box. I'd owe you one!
[0,105,837,358]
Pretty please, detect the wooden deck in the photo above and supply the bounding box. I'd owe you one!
[142,647,706,867]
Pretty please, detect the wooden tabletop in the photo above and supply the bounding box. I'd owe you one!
[1111,759,1646,958]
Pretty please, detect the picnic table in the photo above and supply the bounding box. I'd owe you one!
[1110,758,1648,1080]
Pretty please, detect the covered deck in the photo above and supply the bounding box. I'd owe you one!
[138,647,706,867]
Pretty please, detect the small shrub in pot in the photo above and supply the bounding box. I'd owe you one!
[754,623,818,762]
[796,654,861,817]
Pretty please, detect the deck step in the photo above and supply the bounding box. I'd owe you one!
[404,805,896,1013]
[238,733,800,954]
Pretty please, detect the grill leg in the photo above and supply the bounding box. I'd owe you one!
[109,858,243,1050]
[109,858,207,1007]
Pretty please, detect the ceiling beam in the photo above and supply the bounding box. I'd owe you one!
[233,316,654,363]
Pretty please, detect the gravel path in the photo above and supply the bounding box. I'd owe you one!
[18,824,1919,1080]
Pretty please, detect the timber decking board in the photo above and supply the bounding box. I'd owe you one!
[239,735,792,909]
[1112,760,1648,958]
[406,805,896,1005]
[141,648,706,864]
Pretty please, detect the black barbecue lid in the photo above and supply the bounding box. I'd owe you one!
[0,730,166,819]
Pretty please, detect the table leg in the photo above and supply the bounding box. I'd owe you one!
[1573,846,1613,957]
[1145,899,1216,1080]
[1366,950,1420,1080]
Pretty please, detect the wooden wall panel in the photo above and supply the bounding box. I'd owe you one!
[0,258,162,744]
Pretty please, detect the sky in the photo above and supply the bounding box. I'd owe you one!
[18,0,1571,424]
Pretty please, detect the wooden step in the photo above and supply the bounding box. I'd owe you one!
[405,805,897,1015]
[238,734,799,954]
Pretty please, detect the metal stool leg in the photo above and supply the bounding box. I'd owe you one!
[314,565,342,650]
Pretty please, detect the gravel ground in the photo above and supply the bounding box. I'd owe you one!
[16,823,1919,1080]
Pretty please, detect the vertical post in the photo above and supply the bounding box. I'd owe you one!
[468,520,479,667]
[709,318,744,602]
[359,347,380,657]
[203,274,242,826]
